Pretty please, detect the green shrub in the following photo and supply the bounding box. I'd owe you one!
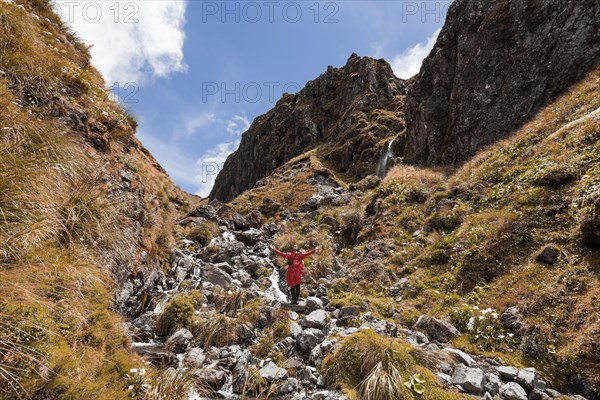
[157,292,199,336]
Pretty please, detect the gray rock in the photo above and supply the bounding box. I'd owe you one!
[446,348,476,366]
[301,309,328,329]
[438,372,453,386]
[545,389,562,398]
[202,263,232,286]
[535,380,547,391]
[278,378,298,395]
[502,307,523,333]
[400,328,429,345]
[485,372,501,395]
[272,337,296,357]
[316,374,326,387]
[297,328,326,353]
[235,228,265,246]
[306,296,324,311]
[516,368,538,391]
[231,213,248,229]
[428,318,461,342]
[500,382,528,400]
[184,347,206,368]
[259,361,288,381]
[536,245,561,265]
[528,389,550,400]
[290,321,303,339]
[497,366,519,380]
[339,305,360,318]
[165,328,193,353]
[452,364,485,395]
[192,368,227,390]
[188,204,218,220]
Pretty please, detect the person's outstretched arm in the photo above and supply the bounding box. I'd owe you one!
[302,246,319,258]
[270,245,291,259]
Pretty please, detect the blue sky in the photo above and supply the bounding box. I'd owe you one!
[55,0,451,196]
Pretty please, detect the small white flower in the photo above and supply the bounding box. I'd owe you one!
[508,333,514,337]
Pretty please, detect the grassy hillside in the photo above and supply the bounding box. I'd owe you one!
[226,66,600,394]
[0,1,192,398]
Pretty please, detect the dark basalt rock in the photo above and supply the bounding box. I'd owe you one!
[405,0,600,166]
[210,54,406,202]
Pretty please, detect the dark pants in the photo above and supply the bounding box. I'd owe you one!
[289,284,300,304]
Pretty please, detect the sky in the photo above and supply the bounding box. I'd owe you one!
[53,0,451,196]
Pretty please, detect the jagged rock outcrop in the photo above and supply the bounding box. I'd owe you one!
[210,54,406,202]
[405,0,600,166]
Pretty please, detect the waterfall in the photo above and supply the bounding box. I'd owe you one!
[376,138,395,178]
[266,266,288,302]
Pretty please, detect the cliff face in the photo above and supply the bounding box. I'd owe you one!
[405,0,600,166]
[209,54,406,202]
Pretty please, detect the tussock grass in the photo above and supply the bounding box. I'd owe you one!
[241,367,279,399]
[192,314,239,348]
[321,330,471,400]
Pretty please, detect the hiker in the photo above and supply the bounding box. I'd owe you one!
[270,244,319,304]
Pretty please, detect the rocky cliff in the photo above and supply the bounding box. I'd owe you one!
[209,54,406,202]
[405,0,600,165]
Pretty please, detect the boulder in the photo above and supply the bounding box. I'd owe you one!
[446,348,475,366]
[428,318,461,342]
[235,228,265,246]
[339,305,360,318]
[301,310,328,329]
[290,321,303,339]
[497,366,519,380]
[528,389,550,400]
[500,382,528,400]
[306,296,324,311]
[535,245,561,265]
[502,307,523,333]
[259,361,288,381]
[184,347,206,368]
[297,328,326,353]
[452,364,485,395]
[193,368,227,390]
[485,372,501,395]
[272,337,296,357]
[188,204,218,220]
[165,328,193,353]
[516,368,538,391]
[202,263,232,286]
[231,213,248,229]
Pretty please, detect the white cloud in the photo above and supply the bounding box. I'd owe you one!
[184,112,216,136]
[194,140,240,197]
[53,0,187,86]
[225,115,250,137]
[391,28,441,79]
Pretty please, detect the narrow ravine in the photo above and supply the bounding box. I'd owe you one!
[127,201,590,400]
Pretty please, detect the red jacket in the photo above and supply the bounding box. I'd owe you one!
[272,248,316,287]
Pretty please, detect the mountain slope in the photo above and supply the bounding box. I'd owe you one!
[209,54,406,202]
[405,0,600,165]
[211,63,600,399]
[0,1,192,398]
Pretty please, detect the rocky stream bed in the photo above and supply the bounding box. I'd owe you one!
[121,200,591,400]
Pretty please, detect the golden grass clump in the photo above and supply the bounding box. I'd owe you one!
[321,329,472,400]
